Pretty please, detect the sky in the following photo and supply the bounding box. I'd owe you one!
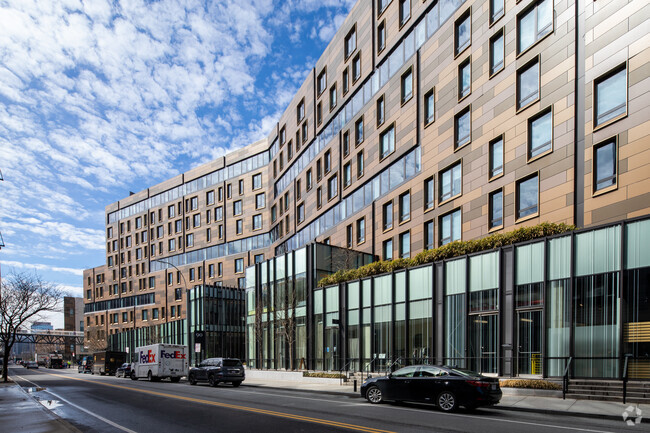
[0,0,356,328]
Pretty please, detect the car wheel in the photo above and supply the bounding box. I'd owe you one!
[232,381,241,388]
[437,391,458,412]
[189,374,197,385]
[366,386,383,404]
[208,374,217,387]
[170,377,180,383]
[131,372,138,381]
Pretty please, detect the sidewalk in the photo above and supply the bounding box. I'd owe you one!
[0,380,79,433]
[242,375,647,423]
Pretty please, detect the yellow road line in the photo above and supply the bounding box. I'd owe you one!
[39,371,394,433]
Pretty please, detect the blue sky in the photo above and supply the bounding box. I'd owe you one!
[0,0,356,327]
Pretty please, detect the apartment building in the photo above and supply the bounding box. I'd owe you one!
[85,0,649,374]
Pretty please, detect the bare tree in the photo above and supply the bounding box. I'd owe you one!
[277,288,297,370]
[253,289,265,369]
[0,272,65,382]
[85,327,108,352]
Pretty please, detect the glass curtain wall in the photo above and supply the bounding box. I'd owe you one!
[408,266,433,364]
[295,248,307,369]
[546,236,571,376]
[468,252,499,374]
[516,243,544,375]
[314,289,323,370]
[574,227,621,378]
[373,275,392,371]
[347,282,360,371]
[395,272,407,363]
[445,259,466,367]
[362,279,372,371]
[325,285,339,371]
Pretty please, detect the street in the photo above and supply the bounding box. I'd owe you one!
[7,366,641,433]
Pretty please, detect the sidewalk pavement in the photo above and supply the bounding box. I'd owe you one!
[0,380,79,433]
[242,377,647,423]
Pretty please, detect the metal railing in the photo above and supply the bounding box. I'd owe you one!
[562,357,573,400]
[339,359,354,386]
[362,357,377,382]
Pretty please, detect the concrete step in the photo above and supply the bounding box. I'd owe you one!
[565,393,650,403]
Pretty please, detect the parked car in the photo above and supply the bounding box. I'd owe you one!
[360,365,501,412]
[24,361,39,369]
[188,358,245,387]
[115,363,132,378]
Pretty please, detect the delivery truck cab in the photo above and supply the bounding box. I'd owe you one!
[92,351,127,375]
[131,344,188,382]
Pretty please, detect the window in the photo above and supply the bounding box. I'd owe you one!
[490,0,504,24]
[380,125,395,159]
[328,175,338,200]
[383,239,393,260]
[401,68,413,103]
[218,225,223,239]
[376,95,385,126]
[424,221,434,250]
[324,150,331,173]
[516,174,539,219]
[306,169,313,190]
[135,216,142,229]
[352,53,361,82]
[455,107,471,149]
[455,10,471,55]
[424,177,434,210]
[238,180,244,195]
[317,68,327,95]
[489,136,504,179]
[252,173,262,190]
[345,26,356,59]
[517,0,553,54]
[297,203,305,224]
[168,238,176,252]
[316,102,323,125]
[346,224,353,248]
[399,191,410,223]
[383,201,393,231]
[593,138,617,193]
[399,0,410,26]
[528,108,552,159]
[256,193,265,209]
[254,254,264,264]
[458,57,471,99]
[227,183,232,199]
[218,262,223,276]
[215,206,223,221]
[344,162,352,188]
[440,162,462,202]
[440,209,461,245]
[301,121,308,143]
[280,126,286,144]
[175,288,182,300]
[297,99,305,123]
[206,228,211,242]
[193,213,200,228]
[399,231,410,258]
[235,258,244,273]
[171,306,176,317]
[317,187,322,208]
[236,219,243,234]
[342,67,349,94]
[340,131,349,157]
[355,117,364,145]
[189,268,195,281]
[517,56,540,110]
[186,233,194,247]
[357,151,364,178]
[329,84,337,110]
[377,20,386,52]
[356,218,365,244]
[233,200,243,216]
[424,88,434,125]
[142,310,148,321]
[490,28,505,75]
[594,65,627,127]
[284,192,289,211]
[253,214,262,230]
[378,0,389,15]
[489,189,503,229]
[218,187,223,202]
[317,159,322,181]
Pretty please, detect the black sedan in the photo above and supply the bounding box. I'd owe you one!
[360,365,501,411]
[115,363,132,378]
[188,358,245,387]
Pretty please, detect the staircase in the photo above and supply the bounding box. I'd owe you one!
[566,379,650,403]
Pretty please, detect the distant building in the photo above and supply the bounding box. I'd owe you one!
[64,297,86,359]
[31,322,53,331]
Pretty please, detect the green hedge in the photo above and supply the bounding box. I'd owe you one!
[499,379,562,390]
[302,371,346,379]
[317,222,575,287]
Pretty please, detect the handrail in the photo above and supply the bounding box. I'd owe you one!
[562,357,573,400]
[385,357,404,375]
[622,354,633,404]
[362,357,377,382]
[339,359,353,386]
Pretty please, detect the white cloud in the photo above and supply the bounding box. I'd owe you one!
[1,260,85,277]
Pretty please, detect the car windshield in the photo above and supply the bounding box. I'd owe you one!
[223,360,242,367]
[391,366,418,377]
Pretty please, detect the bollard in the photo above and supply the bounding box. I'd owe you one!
[354,379,357,393]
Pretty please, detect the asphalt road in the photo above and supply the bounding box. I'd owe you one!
[7,366,641,433]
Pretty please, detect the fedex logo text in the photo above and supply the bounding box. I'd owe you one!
[161,350,186,360]
[139,350,155,364]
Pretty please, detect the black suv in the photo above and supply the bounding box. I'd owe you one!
[188,358,245,387]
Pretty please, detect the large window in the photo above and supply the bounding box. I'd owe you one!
[253,214,262,230]
[489,189,503,229]
[440,162,462,202]
[399,231,410,258]
[380,125,395,159]
[490,29,504,76]
[490,0,504,24]
[455,10,471,56]
[233,200,242,216]
[440,209,461,245]
[517,56,540,110]
[383,238,393,260]
[256,193,265,209]
[401,68,413,103]
[518,0,553,54]
[399,191,410,223]
[252,173,262,190]
[455,106,471,149]
[528,108,552,159]
[458,57,471,99]
[516,174,539,220]
[489,136,503,179]
[593,138,617,193]
[594,65,627,127]
[383,201,393,231]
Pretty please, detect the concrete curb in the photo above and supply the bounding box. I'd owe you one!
[243,382,361,398]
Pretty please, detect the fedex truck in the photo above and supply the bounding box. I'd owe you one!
[131,344,188,382]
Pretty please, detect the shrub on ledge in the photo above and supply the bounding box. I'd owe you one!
[317,222,575,287]
[499,379,562,390]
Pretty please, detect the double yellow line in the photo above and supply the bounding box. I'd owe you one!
[42,372,394,433]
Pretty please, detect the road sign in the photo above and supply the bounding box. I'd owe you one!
[195,343,201,353]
